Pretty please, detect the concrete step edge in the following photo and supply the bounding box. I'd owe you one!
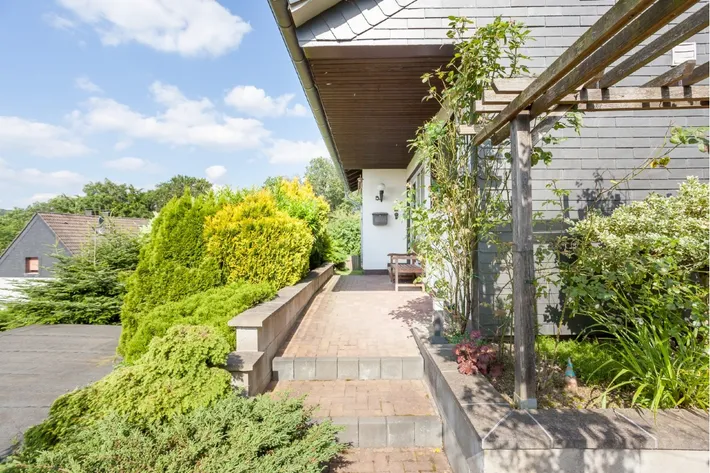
[272,356,424,381]
[315,415,442,448]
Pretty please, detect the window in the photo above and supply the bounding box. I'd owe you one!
[25,257,39,274]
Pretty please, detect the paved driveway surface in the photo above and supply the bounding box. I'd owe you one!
[0,324,120,457]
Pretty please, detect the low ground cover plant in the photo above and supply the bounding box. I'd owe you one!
[453,331,501,377]
[18,325,233,456]
[4,396,343,473]
[0,232,141,331]
[4,325,343,472]
[120,281,275,362]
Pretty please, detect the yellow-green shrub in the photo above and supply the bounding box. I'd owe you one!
[271,178,331,268]
[205,191,313,288]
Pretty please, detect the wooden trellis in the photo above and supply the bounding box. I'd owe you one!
[459,0,709,409]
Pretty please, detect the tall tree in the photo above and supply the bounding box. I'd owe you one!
[147,175,212,211]
[304,157,345,211]
[81,180,152,218]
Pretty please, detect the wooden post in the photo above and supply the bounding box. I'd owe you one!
[510,111,537,409]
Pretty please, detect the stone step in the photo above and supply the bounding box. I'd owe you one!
[268,379,442,448]
[326,447,452,473]
[272,355,424,381]
[327,415,442,448]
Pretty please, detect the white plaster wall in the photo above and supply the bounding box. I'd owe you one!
[361,169,408,270]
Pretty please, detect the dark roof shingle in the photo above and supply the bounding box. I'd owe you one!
[38,213,150,255]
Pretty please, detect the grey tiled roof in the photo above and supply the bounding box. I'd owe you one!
[38,213,149,255]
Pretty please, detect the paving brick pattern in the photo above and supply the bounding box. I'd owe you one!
[327,448,452,473]
[268,380,436,417]
[278,275,432,357]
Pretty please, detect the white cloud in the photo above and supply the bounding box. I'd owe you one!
[56,0,251,57]
[75,76,103,93]
[71,81,271,150]
[264,139,328,165]
[29,193,60,204]
[113,139,132,150]
[225,86,308,118]
[205,165,227,182]
[0,116,91,158]
[44,12,76,31]
[105,157,160,173]
[0,158,86,187]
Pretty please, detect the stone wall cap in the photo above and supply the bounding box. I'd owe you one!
[412,327,710,452]
[228,263,333,328]
[226,351,264,372]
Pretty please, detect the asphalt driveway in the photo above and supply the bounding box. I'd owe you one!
[0,324,120,457]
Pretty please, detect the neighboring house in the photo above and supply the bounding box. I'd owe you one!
[269,0,709,334]
[0,213,149,278]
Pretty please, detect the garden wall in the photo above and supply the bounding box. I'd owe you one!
[412,328,710,473]
[226,263,334,395]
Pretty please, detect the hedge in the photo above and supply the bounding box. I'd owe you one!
[204,191,313,288]
[119,192,221,355]
[120,281,275,363]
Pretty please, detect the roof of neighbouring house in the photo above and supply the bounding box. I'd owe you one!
[37,213,150,255]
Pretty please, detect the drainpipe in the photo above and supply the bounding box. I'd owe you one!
[268,0,350,188]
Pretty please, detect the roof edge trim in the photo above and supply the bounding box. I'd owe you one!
[269,0,350,189]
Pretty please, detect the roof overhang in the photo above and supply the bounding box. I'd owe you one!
[269,0,452,190]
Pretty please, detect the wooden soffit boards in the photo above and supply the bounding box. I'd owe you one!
[308,53,449,170]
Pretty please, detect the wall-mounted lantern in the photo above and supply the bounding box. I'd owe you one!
[375,183,385,202]
[394,210,399,220]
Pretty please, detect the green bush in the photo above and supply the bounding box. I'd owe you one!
[559,178,709,409]
[19,325,232,455]
[205,191,314,288]
[6,395,343,473]
[328,208,361,256]
[121,282,275,363]
[0,232,141,331]
[271,178,331,268]
[536,337,616,386]
[119,192,222,355]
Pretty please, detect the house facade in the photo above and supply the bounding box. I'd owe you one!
[270,0,709,334]
[0,213,149,278]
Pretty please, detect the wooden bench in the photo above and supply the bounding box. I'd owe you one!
[387,253,424,292]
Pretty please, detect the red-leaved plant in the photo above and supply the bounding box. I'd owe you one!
[454,331,502,377]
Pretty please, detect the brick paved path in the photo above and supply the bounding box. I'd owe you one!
[278,275,432,357]
[273,274,451,472]
[268,380,436,417]
[327,448,452,473]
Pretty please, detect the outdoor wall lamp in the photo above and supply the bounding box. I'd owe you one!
[394,210,399,220]
[375,183,385,202]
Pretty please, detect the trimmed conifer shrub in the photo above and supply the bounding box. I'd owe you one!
[118,191,221,355]
[120,281,274,362]
[204,191,314,288]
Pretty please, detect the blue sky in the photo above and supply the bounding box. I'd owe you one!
[0,0,326,208]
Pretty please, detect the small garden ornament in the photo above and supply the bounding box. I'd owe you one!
[565,358,577,391]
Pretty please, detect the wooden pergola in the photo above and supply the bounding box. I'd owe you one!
[459,0,709,409]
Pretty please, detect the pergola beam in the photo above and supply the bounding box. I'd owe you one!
[484,85,709,105]
[599,4,709,89]
[643,60,697,86]
[531,0,700,117]
[472,0,656,145]
[683,61,710,85]
[460,98,709,136]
